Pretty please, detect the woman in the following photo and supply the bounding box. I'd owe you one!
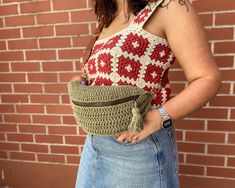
[73,0,221,187]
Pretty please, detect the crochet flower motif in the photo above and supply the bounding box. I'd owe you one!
[93,77,113,86]
[120,33,150,57]
[97,53,112,74]
[102,35,122,50]
[144,64,164,84]
[150,44,171,64]
[87,58,96,74]
[134,7,151,24]
[117,56,141,80]
[91,43,104,55]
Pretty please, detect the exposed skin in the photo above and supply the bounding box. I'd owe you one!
[71,0,221,143]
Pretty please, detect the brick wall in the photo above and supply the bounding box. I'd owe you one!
[0,0,234,187]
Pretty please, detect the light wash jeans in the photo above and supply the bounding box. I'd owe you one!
[75,123,180,188]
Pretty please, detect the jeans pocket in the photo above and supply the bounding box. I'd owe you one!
[167,126,179,174]
[110,134,152,146]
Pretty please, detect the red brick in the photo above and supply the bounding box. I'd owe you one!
[4,114,31,123]
[32,115,61,124]
[26,50,56,60]
[53,0,86,10]
[30,94,59,103]
[210,96,235,107]
[39,37,71,48]
[58,49,82,60]
[220,70,235,81]
[18,124,46,134]
[0,51,23,61]
[171,83,187,94]
[207,167,235,178]
[177,142,205,153]
[44,84,67,93]
[208,145,235,155]
[14,84,43,93]
[67,155,80,164]
[50,145,79,154]
[46,105,73,114]
[0,133,5,141]
[21,143,48,153]
[214,41,235,54]
[16,104,44,113]
[0,63,9,72]
[9,152,35,161]
[11,62,40,72]
[174,119,205,130]
[73,35,94,48]
[7,133,33,142]
[62,116,76,125]
[0,151,7,159]
[0,4,18,16]
[228,157,235,167]
[20,0,51,13]
[61,94,70,104]
[0,104,15,113]
[0,142,20,151]
[179,164,204,175]
[217,83,231,94]
[35,135,63,144]
[23,26,54,37]
[188,107,227,119]
[27,73,57,82]
[0,28,20,39]
[231,109,235,119]
[5,15,35,27]
[0,84,12,92]
[180,176,235,188]
[186,132,225,143]
[0,73,25,82]
[65,136,86,145]
[37,12,69,24]
[1,94,28,103]
[192,0,235,12]
[187,154,224,166]
[42,61,73,71]
[37,153,65,163]
[71,10,96,22]
[0,124,17,132]
[8,39,38,50]
[215,12,235,25]
[48,126,77,135]
[0,40,6,50]
[56,24,89,36]
[198,13,213,26]
[228,134,235,144]
[205,27,234,40]
[208,121,235,132]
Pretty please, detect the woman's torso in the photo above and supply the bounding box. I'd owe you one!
[83,0,176,107]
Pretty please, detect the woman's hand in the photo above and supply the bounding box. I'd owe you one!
[115,108,162,143]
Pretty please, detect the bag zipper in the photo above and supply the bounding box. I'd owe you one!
[72,94,140,107]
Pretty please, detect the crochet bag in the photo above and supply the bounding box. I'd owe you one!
[68,79,154,136]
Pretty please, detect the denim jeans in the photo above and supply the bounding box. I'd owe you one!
[75,123,180,188]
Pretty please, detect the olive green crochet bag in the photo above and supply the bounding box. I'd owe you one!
[67,80,154,136]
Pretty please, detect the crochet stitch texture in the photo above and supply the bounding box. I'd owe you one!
[83,0,176,107]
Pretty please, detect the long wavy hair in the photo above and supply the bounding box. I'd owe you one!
[93,0,149,27]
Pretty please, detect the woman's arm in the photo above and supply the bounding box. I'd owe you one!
[116,0,221,142]
[158,0,221,121]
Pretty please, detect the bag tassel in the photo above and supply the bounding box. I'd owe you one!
[128,101,143,132]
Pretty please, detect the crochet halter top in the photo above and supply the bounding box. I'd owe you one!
[83,0,175,107]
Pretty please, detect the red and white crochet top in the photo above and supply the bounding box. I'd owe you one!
[83,0,175,107]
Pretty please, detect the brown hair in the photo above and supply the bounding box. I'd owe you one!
[93,0,149,27]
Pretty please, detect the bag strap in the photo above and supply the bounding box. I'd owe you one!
[80,21,104,69]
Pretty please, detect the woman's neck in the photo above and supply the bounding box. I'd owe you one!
[116,0,128,15]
